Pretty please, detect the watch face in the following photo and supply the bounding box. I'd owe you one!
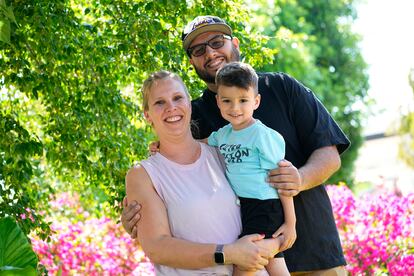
[214,252,225,264]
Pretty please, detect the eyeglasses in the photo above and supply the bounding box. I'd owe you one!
[187,34,232,57]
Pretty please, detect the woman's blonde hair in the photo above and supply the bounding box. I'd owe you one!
[141,70,189,111]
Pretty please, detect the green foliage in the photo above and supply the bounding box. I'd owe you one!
[398,69,414,167]
[0,112,51,239]
[0,217,38,276]
[1,0,369,238]
[0,0,271,235]
[0,0,17,44]
[249,0,369,185]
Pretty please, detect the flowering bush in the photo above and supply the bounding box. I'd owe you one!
[327,184,414,275]
[30,192,154,275]
[29,186,414,275]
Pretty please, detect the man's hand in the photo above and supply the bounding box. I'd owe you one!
[121,197,141,239]
[272,223,297,252]
[267,160,303,197]
[149,141,160,156]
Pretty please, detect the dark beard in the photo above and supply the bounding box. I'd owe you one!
[194,66,216,84]
[194,46,240,85]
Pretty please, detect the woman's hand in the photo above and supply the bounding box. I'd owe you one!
[253,235,284,259]
[225,234,271,271]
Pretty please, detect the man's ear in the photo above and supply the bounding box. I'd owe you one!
[189,58,194,66]
[232,36,240,50]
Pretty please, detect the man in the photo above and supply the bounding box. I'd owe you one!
[123,15,349,275]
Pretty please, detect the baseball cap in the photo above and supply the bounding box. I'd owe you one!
[182,16,232,50]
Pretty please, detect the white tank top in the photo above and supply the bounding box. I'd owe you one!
[140,143,242,275]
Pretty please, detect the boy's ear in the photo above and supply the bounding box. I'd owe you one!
[254,93,261,109]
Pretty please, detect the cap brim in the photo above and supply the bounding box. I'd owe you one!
[183,24,232,50]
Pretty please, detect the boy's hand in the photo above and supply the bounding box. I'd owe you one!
[272,222,296,252]
[254,235,284,258]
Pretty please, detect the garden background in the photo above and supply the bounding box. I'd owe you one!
[0,0,413,275]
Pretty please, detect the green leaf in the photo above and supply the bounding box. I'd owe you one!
[0,217,38,270]
[0,18,10,44]
[4,7,16,24]
[0,266,37,276]
[0,1,16,24]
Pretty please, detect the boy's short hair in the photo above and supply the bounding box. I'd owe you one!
[215,62,258,93]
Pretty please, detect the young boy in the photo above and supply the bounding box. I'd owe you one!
[207,62,296,276]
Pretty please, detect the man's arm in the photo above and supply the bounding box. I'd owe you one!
[268,146,341,196]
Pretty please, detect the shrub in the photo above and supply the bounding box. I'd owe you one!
[30,186,414,275]
[327,184,414,275]
[30,193,154,275]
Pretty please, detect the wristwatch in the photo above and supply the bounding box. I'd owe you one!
[214,244,225,265]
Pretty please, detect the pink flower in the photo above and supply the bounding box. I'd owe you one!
[327,185,414,275]
[31,192,155,275]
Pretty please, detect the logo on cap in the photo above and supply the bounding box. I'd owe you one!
[182,16,232,50]
[187,17,216,33]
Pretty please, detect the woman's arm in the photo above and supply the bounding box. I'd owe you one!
[126,166,271,270]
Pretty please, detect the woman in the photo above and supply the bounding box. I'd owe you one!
[125,70,281,275]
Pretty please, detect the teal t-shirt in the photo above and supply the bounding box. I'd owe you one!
[208,120,285,200]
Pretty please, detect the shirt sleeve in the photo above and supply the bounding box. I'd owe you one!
[207,130,219,147]
[280,73,350,155]
[257,129,286,170]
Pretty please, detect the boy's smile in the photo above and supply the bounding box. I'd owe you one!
[216,85,261,130]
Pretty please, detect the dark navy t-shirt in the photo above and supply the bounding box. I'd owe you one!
[191,72,350,272]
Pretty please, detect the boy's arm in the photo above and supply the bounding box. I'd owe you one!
[273,195,296,251]
[256,130,296,250]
